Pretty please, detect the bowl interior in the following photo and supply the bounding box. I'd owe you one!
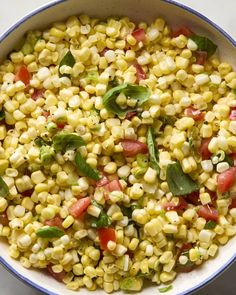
[0,0,235,295]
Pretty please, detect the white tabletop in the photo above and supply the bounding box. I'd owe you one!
[0,0,236,294]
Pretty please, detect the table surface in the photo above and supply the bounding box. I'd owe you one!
[0,0,236,294]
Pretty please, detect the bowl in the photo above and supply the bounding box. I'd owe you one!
[0,0,235,294]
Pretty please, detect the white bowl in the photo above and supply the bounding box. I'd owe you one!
[0,0,235,294]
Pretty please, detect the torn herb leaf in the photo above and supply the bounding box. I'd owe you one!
[91,212,111,228]
[190,35,217,57]
[52,132,85,154]
[0,176,9,198]
[158,285,173,293]
[103,83,150,116]
[0,110,5,121]
[204,220,216,229]
[75,152,101,181]
[166,162,199,196]
[147,127,160,174]
[59,50,76,77]
[36,226,64,238]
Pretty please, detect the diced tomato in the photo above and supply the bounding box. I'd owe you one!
[21,189,34,197]
[98,228,116,250]
[32,89,44,101]
[229,197,236,209]
[96,175,110,187]
[134,62,146,82]
[69,197,91,218]
[42,111,50,119]
[163,197,188,212]
[105,179,123,192]
[44,215,63,229]
[217,167,236,193]
[132,28,146,42]
[200,138,212,160]
[57,123,65,129]
[185,191,200,205]
[47,264,66,282]
[208,190,217,203]
[179,243,192,253]
[171,26,193,38]
[198,205,218,221]
[229,107,236,120]
[15,65,31,86]
[125,111,137,120]
[100,47,109,56]
[184,107,204,121]
[121,139,148,157]
[175,243,196,273]
[0,212,9,226]
[195,51,208,65]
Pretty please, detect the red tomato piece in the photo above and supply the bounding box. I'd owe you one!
[195,51,208,65]
[98,228,116,250]
[229,108,236,120]
[21,189,34,197]
[132,28,146,42]
[134,62,146,82]
[105,179,123,192]
[96,175,110,187]
[163,197,188,212]
[200,138,212,160]
[42,111,50,119]
[69,197,91,218]
[121,139,148,157]
[0,212,9,226]
[125,111,137,120]
[15,65,31,86]
[44,215,63,229]
[171,26,193,38]
[184,107,204,121]
[47,265,66,282]
[185,191,200,205]
[32,89,45,101]
[229,197,236,209]
[198,205,218,221]
[57,123,65,129]
[217,167,236,193]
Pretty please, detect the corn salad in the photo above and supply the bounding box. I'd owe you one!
[0,14,236,293]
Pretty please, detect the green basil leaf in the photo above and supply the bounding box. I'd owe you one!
[35,136,52,147]
[204,220,216,229]
[147,127,160,174]
[190,35,217,57]
[102,83,150,116]
[39,146,55,165]
[0,176,9,198]
[166,162,199,196]
[224,155,234,167]
[158,285,173,293]
[52,132,85,154]
[91,199,103,210]
[91,212,111,228]
[159,115,176,127]
[36,226,64,238]
[75,152,101,181]
[233,89,236,95]
[0,110,5,121]
[59,50,76,77]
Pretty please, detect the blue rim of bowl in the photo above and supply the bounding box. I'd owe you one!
[0,0,236,294]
